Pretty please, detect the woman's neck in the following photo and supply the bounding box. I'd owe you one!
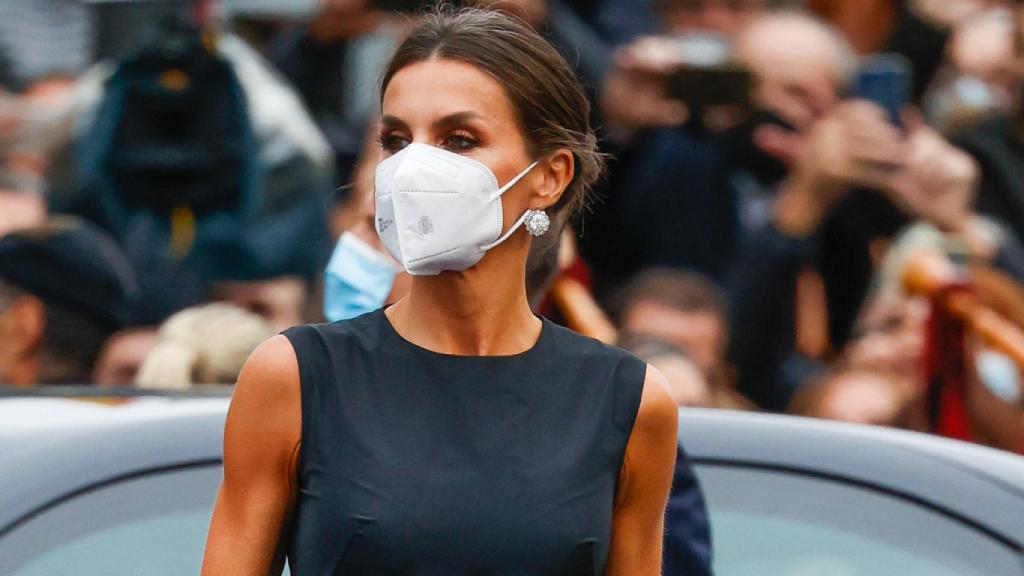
[385,243,540,356]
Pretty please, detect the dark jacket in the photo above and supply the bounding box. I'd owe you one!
[664,444,714,576]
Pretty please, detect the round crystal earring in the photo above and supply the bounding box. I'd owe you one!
[524,208,550,237]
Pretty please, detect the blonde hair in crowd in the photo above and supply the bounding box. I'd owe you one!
[135,303,275,389]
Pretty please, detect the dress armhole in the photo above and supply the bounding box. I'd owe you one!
[615,355,649,439]
[280,325,321,483]
[612,355,650,503]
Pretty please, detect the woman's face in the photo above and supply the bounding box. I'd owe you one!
[379,58,538,239]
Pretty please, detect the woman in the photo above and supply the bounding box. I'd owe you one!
[202,8,678,575]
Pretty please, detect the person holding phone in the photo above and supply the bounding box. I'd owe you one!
[201,8,678,575]
[727,9,998,411]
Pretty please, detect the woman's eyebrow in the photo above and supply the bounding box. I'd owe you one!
[380,115,409,130]
[434,111,484,130]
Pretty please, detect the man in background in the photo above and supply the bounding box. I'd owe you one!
[0,219,136,386]
[955,0,1024,244]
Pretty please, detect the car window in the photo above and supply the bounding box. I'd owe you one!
[0,465,291,576]
[695,464,1023,576]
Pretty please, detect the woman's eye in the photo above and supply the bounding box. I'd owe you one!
[379,134,410,154]
[442,133,479,151]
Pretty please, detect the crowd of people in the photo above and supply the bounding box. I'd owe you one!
[0,0,1022,453]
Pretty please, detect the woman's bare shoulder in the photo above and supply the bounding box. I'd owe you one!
[224,335,302,456]
[236,335,301,396]
[635,366,678,440]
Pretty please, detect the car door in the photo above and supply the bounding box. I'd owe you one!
[694,463,1024,576]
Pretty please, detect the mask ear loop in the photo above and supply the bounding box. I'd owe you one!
[482,209,533,250]
[481,161,540,250]
[488,161,540,200]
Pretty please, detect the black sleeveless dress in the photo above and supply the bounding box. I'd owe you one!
[281,309,647,575]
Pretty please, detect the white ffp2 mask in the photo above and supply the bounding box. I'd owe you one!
[374,142,538,276]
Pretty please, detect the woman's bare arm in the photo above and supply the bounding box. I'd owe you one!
[202,335,302,575]
[605,366,679,576]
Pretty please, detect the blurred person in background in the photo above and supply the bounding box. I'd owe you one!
[811,0,1005,92]
[269,0,406,190]
[953,0,1024,245]
[657,0,770,36]
[845,287,930,392]
[0,218,136,387]
[620,334,756,413]
[0,0,95,233]
[623,336,714,407]
[591,0,775,47]
[0,0,93,93]
[583,0,1011,304]
[321,132,411,321]
[47,0,334,326]
[135,303,274,390]
[861,226,1024,448]
[0,73,78,238]
[925,8,1017,133]
[209,276,313,332]
[581,0,793,301]
[95,250,326,386]
[94,273,312,386]
[92,327,161,386]
[789,366,919,427]
[723,10,1006,410]
[322,210,407,322]
[472,0,614,97]
[966,336,1024,451]
[614,269,736,392]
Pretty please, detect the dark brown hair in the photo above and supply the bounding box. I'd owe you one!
[615,267,729,328]
[380,7,603,217]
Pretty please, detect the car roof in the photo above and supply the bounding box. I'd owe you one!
[679,408,1024,549]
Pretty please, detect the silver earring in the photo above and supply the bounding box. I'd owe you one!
[524,209,550,237]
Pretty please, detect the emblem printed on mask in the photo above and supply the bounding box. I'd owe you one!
[417,216,434,236]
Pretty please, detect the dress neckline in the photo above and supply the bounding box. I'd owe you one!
[378,308,549,360]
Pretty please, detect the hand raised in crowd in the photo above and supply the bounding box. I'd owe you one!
[797,101,907,193]
[886,113,978,233]
[773,101,906,236]
[0,191,45,236]
[600,37,690,140]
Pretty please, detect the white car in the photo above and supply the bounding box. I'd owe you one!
[1,389,1022,575]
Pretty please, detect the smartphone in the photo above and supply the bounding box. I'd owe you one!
[666,65,753,111]
[850,53,913,126]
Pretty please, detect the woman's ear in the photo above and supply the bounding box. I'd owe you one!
[532,149,575,210]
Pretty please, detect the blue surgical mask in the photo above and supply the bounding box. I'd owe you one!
[975,350,1021,404]
[324,232,398,322]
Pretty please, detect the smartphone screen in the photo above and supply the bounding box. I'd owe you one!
[850,54,913,126]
